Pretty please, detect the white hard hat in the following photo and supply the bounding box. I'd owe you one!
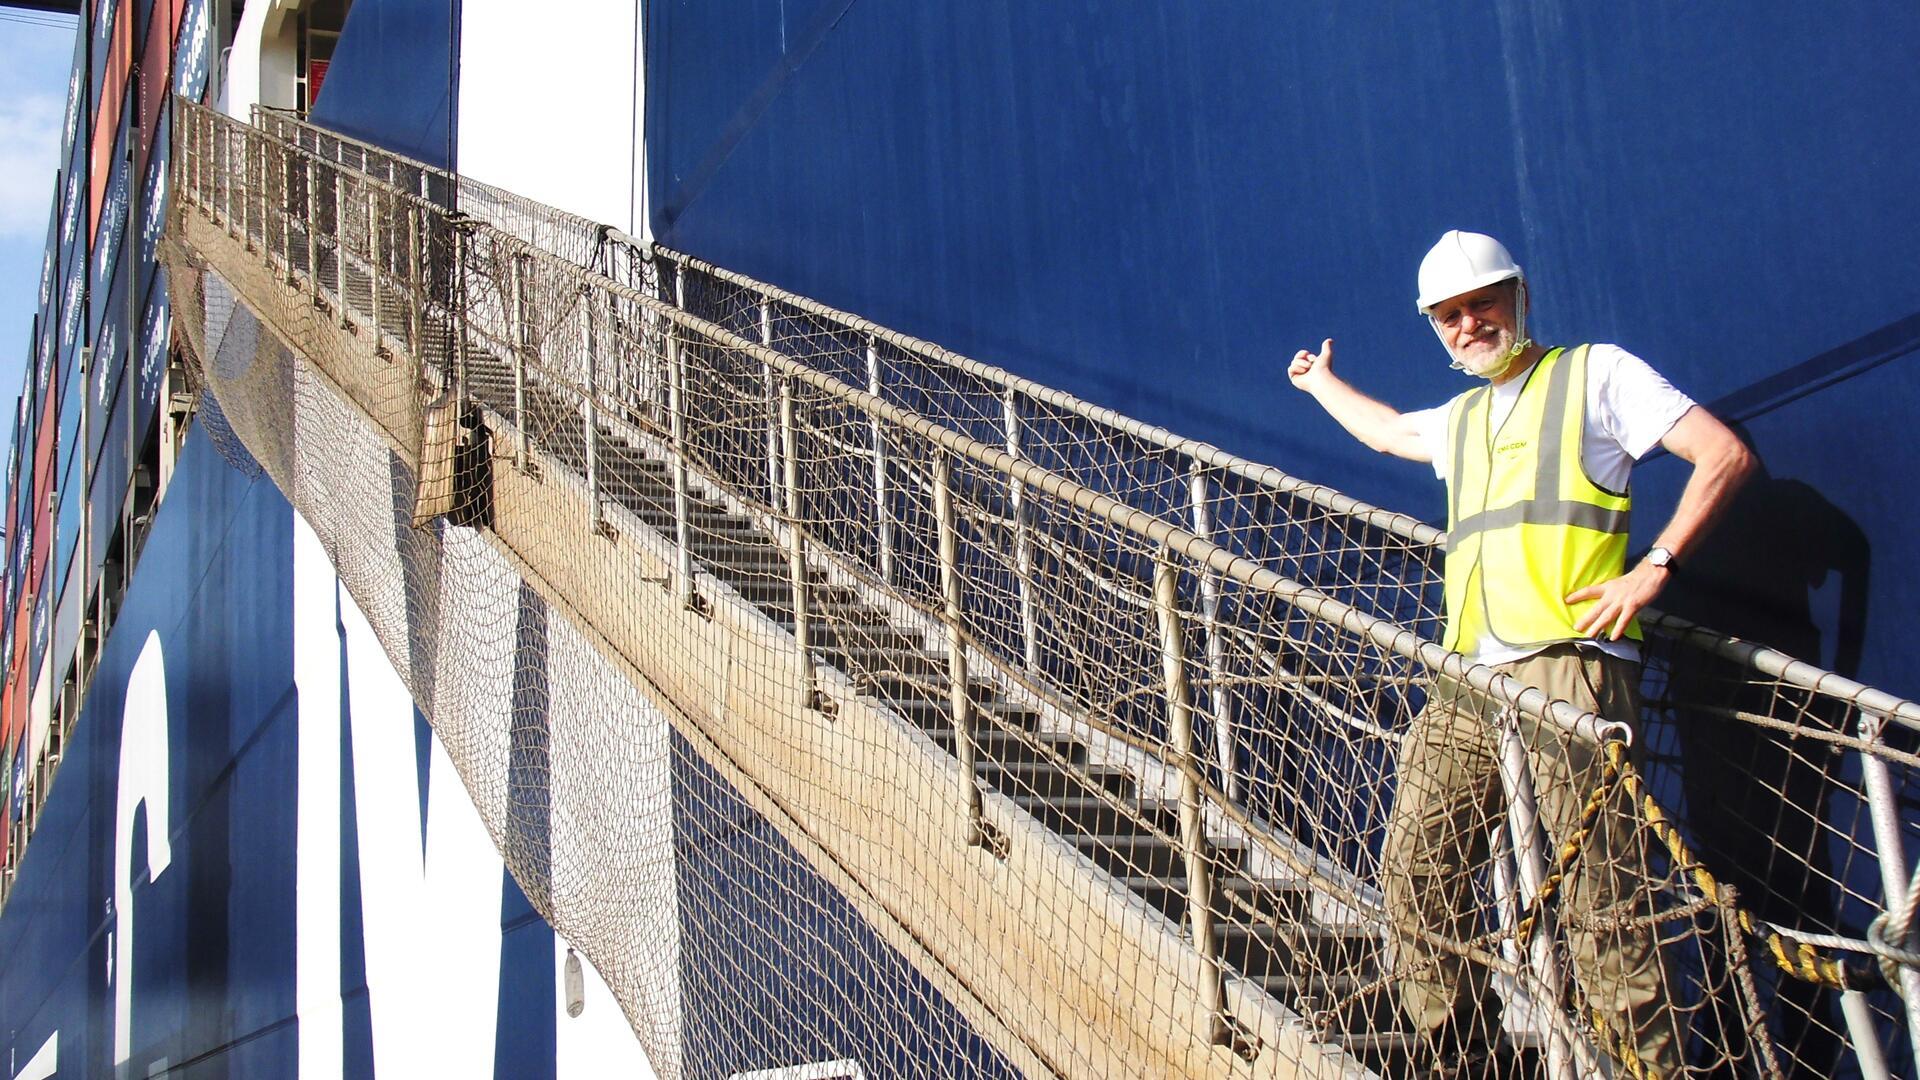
[1415,230,1523,313]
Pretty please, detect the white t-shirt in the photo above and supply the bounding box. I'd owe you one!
[1404,343,1697,665]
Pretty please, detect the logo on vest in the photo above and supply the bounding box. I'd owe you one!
[1493,438,1530,457]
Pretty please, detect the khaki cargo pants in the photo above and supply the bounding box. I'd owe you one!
[1380,644,1683,1072]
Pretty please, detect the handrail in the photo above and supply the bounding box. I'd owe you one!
[259,111,1920,740]
[645,245,1920,735]
[520,240,1631,747]
[650,246,1446,547]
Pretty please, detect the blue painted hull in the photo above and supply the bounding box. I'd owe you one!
[6,2,1918,1076]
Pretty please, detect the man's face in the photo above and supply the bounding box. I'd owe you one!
[1429,281,1519,377]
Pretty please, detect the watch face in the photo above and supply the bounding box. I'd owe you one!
[1648,547,1674,567]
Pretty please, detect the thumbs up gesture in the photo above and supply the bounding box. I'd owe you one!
[1288,338,1335,391]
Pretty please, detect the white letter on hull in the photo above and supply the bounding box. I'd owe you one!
[114,632,173,1077]
[14,1030,57,1080]
[294,519,344,1078]
[340,589,505,1077]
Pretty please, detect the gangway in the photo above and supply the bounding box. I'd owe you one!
[164,97,1920,1080]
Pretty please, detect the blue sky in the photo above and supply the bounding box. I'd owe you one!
[0,11,81,462]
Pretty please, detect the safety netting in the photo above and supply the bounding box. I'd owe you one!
[162,98,1920,1079]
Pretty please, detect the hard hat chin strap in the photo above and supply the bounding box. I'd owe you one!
[1430,278,1531,380]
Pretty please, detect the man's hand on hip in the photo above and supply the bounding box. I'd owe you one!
[1567,562,1672,641]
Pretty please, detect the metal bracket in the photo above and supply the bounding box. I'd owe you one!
[968,817,1010,860]
[1211,1013,1261,1062]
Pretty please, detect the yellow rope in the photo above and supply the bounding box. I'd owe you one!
[1614,739,1860,991]
[1516,739,1859,990]
[1508,737,1870,1080]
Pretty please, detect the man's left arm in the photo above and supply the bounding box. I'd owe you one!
[1568,406,1759,640]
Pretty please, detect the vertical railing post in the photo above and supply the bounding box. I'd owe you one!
[1002,390,1040,671]
[1858,709,1920,1076]
[647,265,669,424]
[936,451,992,848]
[205,108,216,211]
[761,298,781,507]
[605,252,628,411]
[230,123,240,235]
[254,129,269,254]
[233,126,244,239]
[181,100,193,204]
[250,129,263,249]
[866,336,892,584]
[261,137,277,269]
[779,376,822,709]
[580,285,602,533]
[274,140,287,270]
[367,187,384,353]
[282,148,295,274]
[276,144,295,282]
[1153,553,1246,1052]
[406,201,424,355]
[1487,817,1530,974]
[205,107,216,213]
[1497,721,1581,1080]
[509,253,529,471]
[336,174,353,329]
[222,123,235,238]
[303,154,319,294]
[188,102,201,209]
[232,125,243,239]
[452,220,468,408]
[668,270,699,611]
[1186,464,1237,799]
[239,128,252,247]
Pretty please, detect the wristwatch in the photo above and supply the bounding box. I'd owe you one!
[1645,546,1678,572]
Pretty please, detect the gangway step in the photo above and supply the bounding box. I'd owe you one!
[1119,875,1311,926]
[878,695,1043,733]
[466,343,1395,1050]
[978,760,1134,800]
[1011,794,1178,835]
[825,645,950,681]
[632,508,764,539]
[766,602,921,631]
[1287,984,1408,1039]
[729,580,865,608]
[775,620,928,657]
[1072,833,1247,880]
[930,729,1088,768]
[1290,923,1382,974]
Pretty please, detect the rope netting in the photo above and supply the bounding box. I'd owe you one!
[163,98,1920,1079]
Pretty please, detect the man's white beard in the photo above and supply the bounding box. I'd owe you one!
[1449,327,1524,379]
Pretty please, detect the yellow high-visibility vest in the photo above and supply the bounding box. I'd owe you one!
[1441,345,1635,654]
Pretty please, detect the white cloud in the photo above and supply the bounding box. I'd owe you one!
[0,93,64,240]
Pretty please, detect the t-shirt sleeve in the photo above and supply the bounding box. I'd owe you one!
[1404,403,1454,480]
[1589,344,1697,460]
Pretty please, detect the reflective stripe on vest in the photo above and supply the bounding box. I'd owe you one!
[1440,345,1636,654]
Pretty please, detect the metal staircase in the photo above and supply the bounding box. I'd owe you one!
[461,344,1441,1075]
[164,96,1920,1080]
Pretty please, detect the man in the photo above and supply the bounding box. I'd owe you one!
[1287,230,1754,1072]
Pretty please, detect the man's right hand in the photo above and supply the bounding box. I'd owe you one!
[1289,338,1335,392]
[1282,338,1433,462]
